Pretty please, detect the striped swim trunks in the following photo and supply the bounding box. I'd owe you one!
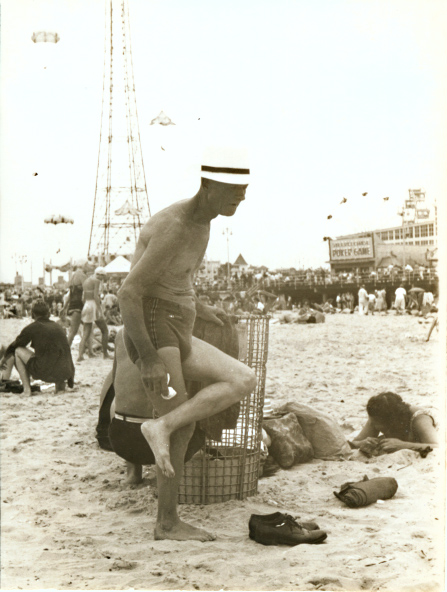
[124,297,196,364]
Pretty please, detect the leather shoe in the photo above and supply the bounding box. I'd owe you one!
[250,514,327,546]
[249,512,319,540]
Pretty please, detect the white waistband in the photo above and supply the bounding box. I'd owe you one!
[114,413,149,424]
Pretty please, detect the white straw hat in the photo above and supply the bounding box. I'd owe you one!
[201,145,250,185]
[95,266,107,276]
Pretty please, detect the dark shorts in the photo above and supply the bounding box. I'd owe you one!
[109,415,205,466]
[124,297,196,364]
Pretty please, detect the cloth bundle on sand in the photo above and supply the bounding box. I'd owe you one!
[263,413,314,467]
[0,379,41,394]
[334,475,398,508]
[277,402,351,459]
[186,314,240,442]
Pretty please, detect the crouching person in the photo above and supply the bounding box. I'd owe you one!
[1,300,74,395]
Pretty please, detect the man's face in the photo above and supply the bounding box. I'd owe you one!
[206,180,248,217]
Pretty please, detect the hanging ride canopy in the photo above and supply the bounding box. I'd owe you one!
[150,110,175,126]
[115,200,142,216]
[44,214,74,225]
[31,32,60,43]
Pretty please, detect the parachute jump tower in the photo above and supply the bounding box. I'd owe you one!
[88,0,150,263]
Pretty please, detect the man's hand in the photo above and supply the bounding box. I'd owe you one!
[378,438,407,453]
[196,304,225,326]
[138,356,169,398]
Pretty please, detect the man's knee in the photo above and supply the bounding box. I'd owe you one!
[230,365,257,401]
[14,348,28,362]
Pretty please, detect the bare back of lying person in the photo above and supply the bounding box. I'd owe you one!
[117,147,256,541]
[77,268,109,361]
[351,391,438,455]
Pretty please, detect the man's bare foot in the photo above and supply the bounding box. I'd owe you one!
[103,353,110,359]
[140,420,175,478]
[125,461,143,485]
[154,520,216,541]
[77,356,85,362]
[23,389,32,396]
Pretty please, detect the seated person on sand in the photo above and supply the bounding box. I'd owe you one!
[114,146,256,542]
[77,267,110,362]
[0,300,75,395]
[350,392,437,455]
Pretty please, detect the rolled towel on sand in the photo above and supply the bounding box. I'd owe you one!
[334,475,398,508]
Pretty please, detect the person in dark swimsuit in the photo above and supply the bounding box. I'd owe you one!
[64,265,87,347]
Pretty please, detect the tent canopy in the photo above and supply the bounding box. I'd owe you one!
[104,255,131,275]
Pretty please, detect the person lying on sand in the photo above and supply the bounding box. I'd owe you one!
[350,391,437,455]
[116,146,256,542]
[0,300,74,395]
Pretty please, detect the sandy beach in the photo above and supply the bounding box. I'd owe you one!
[0,313,444,591]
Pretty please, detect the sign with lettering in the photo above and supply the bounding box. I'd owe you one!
[329,236,374,261]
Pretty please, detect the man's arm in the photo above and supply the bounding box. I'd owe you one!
[194,295,225,326]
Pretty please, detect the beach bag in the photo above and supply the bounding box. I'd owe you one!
[277,402,351,459]
[263,412,314,468]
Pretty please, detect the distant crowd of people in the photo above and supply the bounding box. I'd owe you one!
[199,265,438,292]
[356,284,436,316]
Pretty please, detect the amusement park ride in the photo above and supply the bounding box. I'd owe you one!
[88,0,150,264]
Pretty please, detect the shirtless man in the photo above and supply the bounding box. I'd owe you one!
[117,146,256,541]
[77,267,109,361]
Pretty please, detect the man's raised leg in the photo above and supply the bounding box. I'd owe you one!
[141,338,256,479]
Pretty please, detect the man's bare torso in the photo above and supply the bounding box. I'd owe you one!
[132,200,210,309]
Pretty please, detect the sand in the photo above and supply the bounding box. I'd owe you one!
[0,313,444,591]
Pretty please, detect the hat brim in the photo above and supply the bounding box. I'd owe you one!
[201,171,250,185]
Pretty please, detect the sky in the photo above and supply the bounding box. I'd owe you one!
[1,0,446,284]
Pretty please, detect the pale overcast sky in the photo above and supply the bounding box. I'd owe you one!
[1,0,446,283]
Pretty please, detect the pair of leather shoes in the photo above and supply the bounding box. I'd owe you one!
[249,512,327,546]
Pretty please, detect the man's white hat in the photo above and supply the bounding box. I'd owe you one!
[201,145,250,185]
[95,266,107,276]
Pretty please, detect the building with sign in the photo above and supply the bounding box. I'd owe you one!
[329,192,437,273]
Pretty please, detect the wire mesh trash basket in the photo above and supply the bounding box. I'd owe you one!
[179,315,270,504]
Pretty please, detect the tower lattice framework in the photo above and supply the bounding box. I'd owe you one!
[88,0,150,262]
